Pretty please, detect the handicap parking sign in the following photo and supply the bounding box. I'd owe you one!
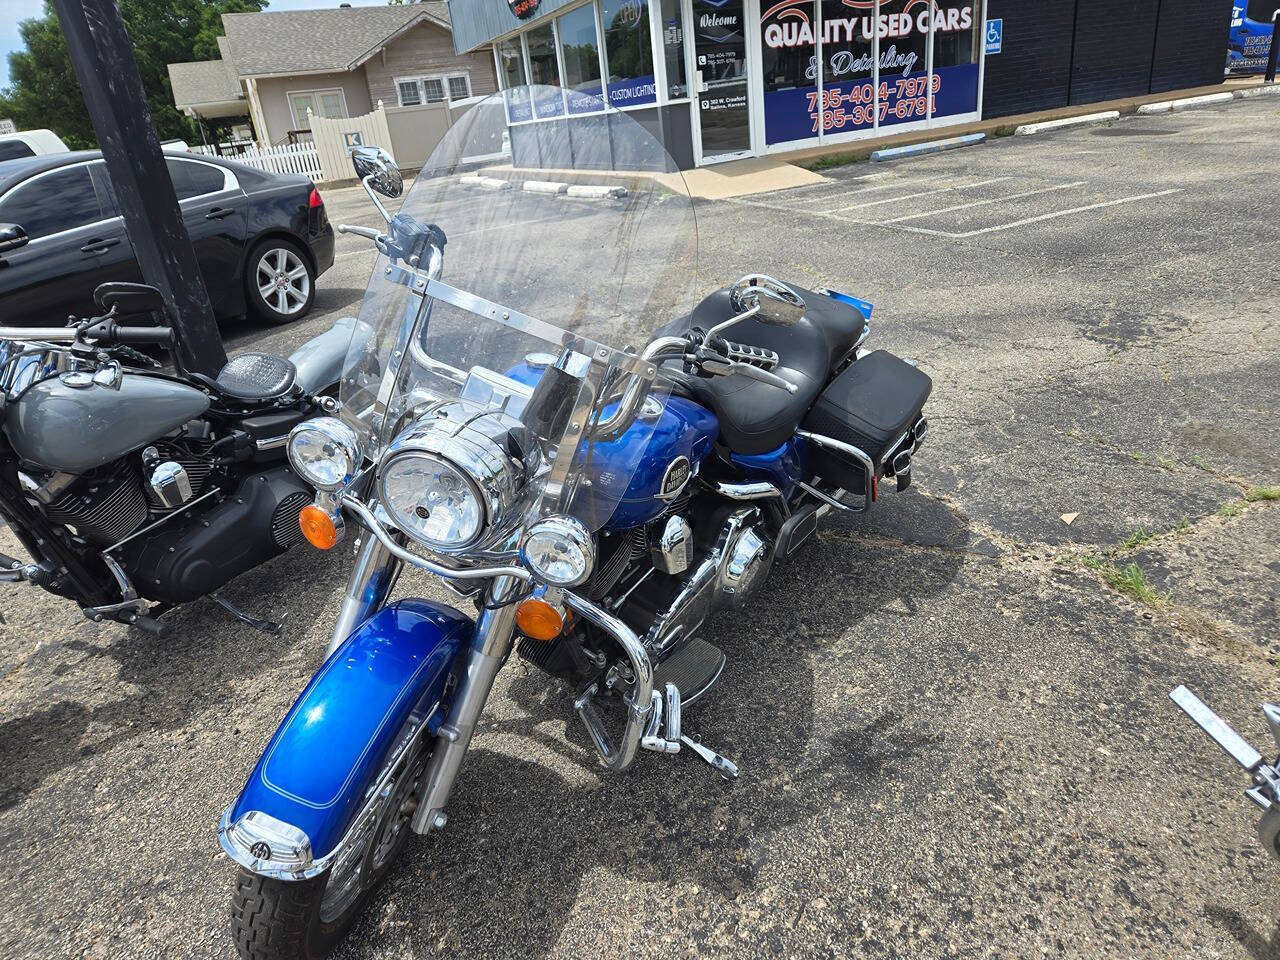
[985,18,1003,55]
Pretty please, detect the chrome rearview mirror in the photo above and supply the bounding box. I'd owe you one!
[728,274,806,326]
[350,146,403,199]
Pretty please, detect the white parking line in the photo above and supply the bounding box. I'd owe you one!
[883,181,1088,223]
[946,188,1183,238]
[829,177,1010,212]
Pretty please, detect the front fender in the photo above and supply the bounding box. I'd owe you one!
[288,315,375,395]
[220,599,471,877]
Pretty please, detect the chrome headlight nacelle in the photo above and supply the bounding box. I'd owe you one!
[286,417,363,492]
[377,401,528,554]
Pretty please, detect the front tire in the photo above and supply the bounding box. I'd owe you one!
[230,749,427,959]
[246,238,315,325]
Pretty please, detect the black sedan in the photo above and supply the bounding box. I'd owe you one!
[0,150,335,327]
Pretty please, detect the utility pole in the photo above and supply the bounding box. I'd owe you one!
[51,0,227,376]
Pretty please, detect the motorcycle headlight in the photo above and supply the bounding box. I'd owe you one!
[286,417,362,492]
[521,516,595,587]
[379,452,484,550]
[377,403,527,554]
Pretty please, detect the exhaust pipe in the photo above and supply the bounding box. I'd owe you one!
[891,449,912,476]
[912,417,928,449]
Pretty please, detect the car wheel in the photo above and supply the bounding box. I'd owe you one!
[246,239,315,325]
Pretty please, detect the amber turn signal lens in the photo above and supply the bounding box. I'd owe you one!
[299,504,338,550]
[515,597,565,641]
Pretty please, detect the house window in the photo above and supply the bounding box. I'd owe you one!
[395,74,472,107]
[397,80,422,106]
[288,88,348,129]
[448,75,471,101]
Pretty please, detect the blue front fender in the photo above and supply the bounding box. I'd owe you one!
[220,599,472,875]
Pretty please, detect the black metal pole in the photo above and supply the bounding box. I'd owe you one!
[50,0,227,376]
[1267,13,1280,84]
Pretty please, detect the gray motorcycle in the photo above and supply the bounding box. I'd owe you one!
[0,248,357,633]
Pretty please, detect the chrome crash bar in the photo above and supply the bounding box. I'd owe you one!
[338,493,654,773]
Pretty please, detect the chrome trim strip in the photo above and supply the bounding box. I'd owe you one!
[255,434,288,451]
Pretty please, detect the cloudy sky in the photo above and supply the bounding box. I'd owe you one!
[0,0,390,91]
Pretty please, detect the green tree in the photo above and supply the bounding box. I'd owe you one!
[0,0,266,149]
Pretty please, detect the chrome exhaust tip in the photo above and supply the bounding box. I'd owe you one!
[912,417,928,448]
[892,449,912,476]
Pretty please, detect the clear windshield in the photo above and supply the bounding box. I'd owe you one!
[340,88,701,534]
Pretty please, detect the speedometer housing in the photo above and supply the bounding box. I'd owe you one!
[377,400,529,554]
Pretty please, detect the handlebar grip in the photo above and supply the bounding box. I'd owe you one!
[720,339,780,371]
[114,326,174,345]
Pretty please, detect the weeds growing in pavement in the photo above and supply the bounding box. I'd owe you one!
[1244,486,1280,502]
[1077,556,1169,607]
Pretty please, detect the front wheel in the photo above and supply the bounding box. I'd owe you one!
[230,749,427,959]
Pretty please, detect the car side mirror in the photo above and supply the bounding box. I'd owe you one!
[729,274,806,326]
[350,146,403,198]
[94,281,165,316]
[0,223,29,254]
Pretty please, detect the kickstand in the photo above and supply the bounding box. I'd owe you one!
[213,593,284,636]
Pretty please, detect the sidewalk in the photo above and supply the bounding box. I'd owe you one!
[678,76,1274,200]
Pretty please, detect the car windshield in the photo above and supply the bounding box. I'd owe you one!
[339,87,701,533]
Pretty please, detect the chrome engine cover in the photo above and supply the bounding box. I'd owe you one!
[634,507,774,653]
[716,525,772,607]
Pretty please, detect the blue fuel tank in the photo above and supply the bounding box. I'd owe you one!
[505,363,718,531]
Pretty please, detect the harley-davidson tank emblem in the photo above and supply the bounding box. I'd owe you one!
[659,456,691,499]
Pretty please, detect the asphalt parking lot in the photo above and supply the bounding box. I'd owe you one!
[2,94,1279,959]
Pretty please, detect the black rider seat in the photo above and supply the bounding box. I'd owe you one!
[662,285,868,455]
[215,352,299,401]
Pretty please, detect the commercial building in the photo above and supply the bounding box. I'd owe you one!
[447,0,1235,170]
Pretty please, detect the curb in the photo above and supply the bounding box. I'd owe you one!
[1137,91,1235,114]
[459,174,511,190]
[1234,84,1280,99]
[565,184,626,198]
[1014,110,1120,136]
[870,132,985,162]
[523,180,569,194]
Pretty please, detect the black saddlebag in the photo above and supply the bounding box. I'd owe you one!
[802,350,931,494]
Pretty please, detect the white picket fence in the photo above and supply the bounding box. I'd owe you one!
[191,142,324,182]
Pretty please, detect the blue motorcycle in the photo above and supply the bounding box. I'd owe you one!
[218,88,931,958]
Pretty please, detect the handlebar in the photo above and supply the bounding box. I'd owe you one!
[112,325,174,345]
[719,339,779,371]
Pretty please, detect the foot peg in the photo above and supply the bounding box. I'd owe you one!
[214,593,283,636]
[679,736,740,780]
[641,682,739,779]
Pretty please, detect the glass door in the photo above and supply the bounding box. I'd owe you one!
[690,0,752,162]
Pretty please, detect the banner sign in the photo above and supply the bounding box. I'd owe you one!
[1227,3,1277,74]
[760,1,978,145]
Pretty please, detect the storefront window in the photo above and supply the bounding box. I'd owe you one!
[818,0,876,138]
[929,2,979,120]
[760,0,817,145]
[878,0,929,128]
[527,22,565,117]
[559,4,606,113]
[602,0,656,108]
[498,36,533,123]
[660,0,688,99]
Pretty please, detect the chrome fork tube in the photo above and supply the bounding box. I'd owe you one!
[326,532,404,656]
[410,574,521,834]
